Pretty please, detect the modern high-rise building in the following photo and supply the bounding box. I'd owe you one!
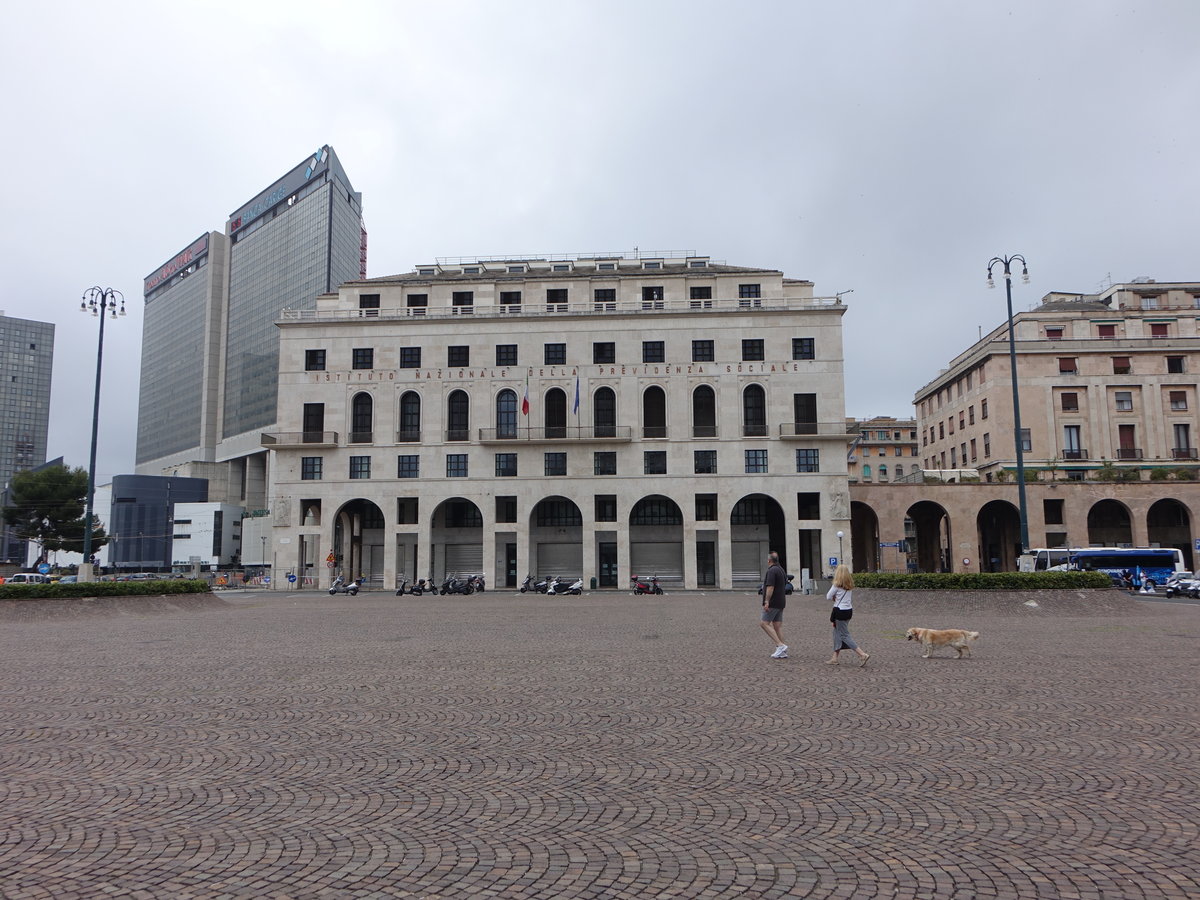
[0,314,54,563]
[136,146,365,513]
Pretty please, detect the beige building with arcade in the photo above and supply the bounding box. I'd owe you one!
[263,253,853,590]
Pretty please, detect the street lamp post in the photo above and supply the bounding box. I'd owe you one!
[836,530,845,569]
[79,287,126,582]
[986,256,1031,555]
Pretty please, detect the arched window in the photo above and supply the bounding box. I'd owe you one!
[399,392,420,442]
[879,464,889,481]
[496,389,517,439]
[743,384,766,437]
[693,385,716,437]
[643,386,666,438]
[351,392,373,443]
[862,464,872,480]
[545,388,567,438]
[593,387,616,438]
[447,390,469,441]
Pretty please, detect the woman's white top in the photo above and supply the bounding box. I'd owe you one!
[827,586,853,610]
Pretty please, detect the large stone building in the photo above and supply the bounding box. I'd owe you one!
[847,416,918,483]
[264,253,851,590]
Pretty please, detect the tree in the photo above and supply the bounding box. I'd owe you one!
[1,464,107,555]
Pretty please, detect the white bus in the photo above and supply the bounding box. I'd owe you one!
[1019,547,1185,583]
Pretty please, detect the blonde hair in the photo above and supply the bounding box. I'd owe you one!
[833,564,855,590]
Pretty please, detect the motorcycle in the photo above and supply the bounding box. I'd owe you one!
[329,575,360,596]
[1164,571,1199,598]
[469,574,486,592]
[563,577,584,595]
[534,575,551,594]
[520,574,533,593]
[396,577,425,596]
[544,576,564,595]
[440,575,474,595]
[631,574,663,595]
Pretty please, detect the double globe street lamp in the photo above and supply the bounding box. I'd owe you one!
[986,255,1031,555]
[79,287,126,582]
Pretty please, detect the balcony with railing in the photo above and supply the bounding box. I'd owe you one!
[396,428,421,443]
[477,425,633,444]
[1172,447,1199,460]
[261,431,339,448]
[1061,448,1089,460]
[1115,447,1143,460]
[779,422,857,440]
[349,431,373,444]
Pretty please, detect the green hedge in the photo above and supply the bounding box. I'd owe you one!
[853,571,1114,590]
[0,579,211,601]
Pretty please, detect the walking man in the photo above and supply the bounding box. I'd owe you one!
[760,550,788,659]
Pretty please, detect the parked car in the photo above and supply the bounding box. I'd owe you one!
[58,575,78,584]
[5,573,49,585]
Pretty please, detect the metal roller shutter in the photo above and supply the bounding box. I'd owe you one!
[630,542,683,581]
[445,543,483,575]
[537,542,582,577]
[733,541,763,585]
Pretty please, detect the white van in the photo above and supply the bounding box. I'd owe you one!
[6,573,49,585]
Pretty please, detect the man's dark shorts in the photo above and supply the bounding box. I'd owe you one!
[761,607,784,623]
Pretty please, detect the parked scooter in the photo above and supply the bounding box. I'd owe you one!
[564,577,584,595]
[544,576,564,595]
[440,575,474,595]
[1164,571,1199,598]
[396,577,426,596]
[469,574,486,593]
[520,574,533,593]
[631,574,663,595]
[534,575,551,594]
[329,575,360,596]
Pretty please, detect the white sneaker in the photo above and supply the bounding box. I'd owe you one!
[775,650,788,660]
[771,644,788,658]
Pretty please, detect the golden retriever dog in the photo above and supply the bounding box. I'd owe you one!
[905,627,980,658]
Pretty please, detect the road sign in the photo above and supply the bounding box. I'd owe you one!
[262,576,270,585]
[828,557,838,567]
[37,563,50,575]
[287,574,297,583]
[879,541,901,548]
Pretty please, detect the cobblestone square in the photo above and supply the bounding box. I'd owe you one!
[0,589,1197,898]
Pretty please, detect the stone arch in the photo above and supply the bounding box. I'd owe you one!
[906,500,952,572]
[730,493,786,584]
[331,498,386,587]
[1087,499,1132,546]
[977,499,1020,572]
[428,497,484,583]
[530,496,584,578]
[630,494,684,583]
[850,501,880,572]
[1147,498,1193,569]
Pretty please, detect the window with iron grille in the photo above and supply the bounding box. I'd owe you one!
[742,339,764,361]
[537,499,582,526]
[305,349,326,371]
[399,347,421,368]
[694,450,717,474]
[544,343,567,365]
[446,454,468,477]
[692,340,714,362]
[595,495,617,522]
[397,455,420,478]
[795,449,819,473]
[792,338,814,360]
[739,284,761,298]
[643,341,665,363]
[745,449,768,473]
[644,451,667,475]
[544,452,567,476]
[594,451,616,475]
[496,344,518,367]
[495,453,517,477]
[352,348,374,369]
[301,457,322,480]
[593,342,615,364]
[349,456,371,479]
[448,346,470,367]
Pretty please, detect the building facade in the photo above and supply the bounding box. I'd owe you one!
[915,280,1200,481]
[0,314,54,564]
[847,416,918,484]
[108,475,208,572]
[265,253,851,590]
[170,502,243,570]
[136,146,365,517]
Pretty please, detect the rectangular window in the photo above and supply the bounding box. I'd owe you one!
[644,451,667,475]
[399,347,422,368]
[595,494,617,522]
[359,294,380,316]
[642,341,665,363]
[741,339,764,361]
[305,349,326,371]
[448,346,470,367]
[1114,391,1133,411]
[406,293,428,310]
[544,343,567,365]
[983,432,991,457]
[546,288,569,311]
[495,453,517,477]
[1150,323,1169,338]
[452,291,474,307]
[694,449,717,474]
[593,451,617,475]
[446,454,468,477]
[796,492,819,520]
[745,449,768,473]
[641,286,664,308]
[1169,390,1188,411]
[302,402,325,441]
[690,286,712,300]
[349,456,371,479]
[968,405,975,424]
[969,438,977,461]
[795,449,819,473]
[793,393,818,434]
[1167,356,1185,374]
[397,455,420,478]
[1061,392,1078,411]
[496,496,517,523]
[792,338,815,360]
[695,493,717,521]
[593,342,615,364]
[738,283,761,298]
[1112,356,1131,374]
[301,457,322,480]
[352,348,374,369]
[496,344,518,367]
[1044,498,1065,525]
[692,340,714,362]
[544,452,567,476]
[1021,429,1032,452]
[499,291,522,308]
[1097,323,1116,339]
[593,288,616,310]
[980,398,988,419]
[1058,357,1077,374]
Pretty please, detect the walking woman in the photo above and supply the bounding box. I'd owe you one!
[827,564,870,667]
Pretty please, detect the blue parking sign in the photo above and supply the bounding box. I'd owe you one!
[829,557,838,567]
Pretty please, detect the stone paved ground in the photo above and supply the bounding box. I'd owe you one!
[0,588,1197,899]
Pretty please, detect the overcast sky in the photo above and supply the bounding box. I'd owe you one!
[3,0,1197,481]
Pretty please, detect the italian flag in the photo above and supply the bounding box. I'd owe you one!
[521,374,530,416]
